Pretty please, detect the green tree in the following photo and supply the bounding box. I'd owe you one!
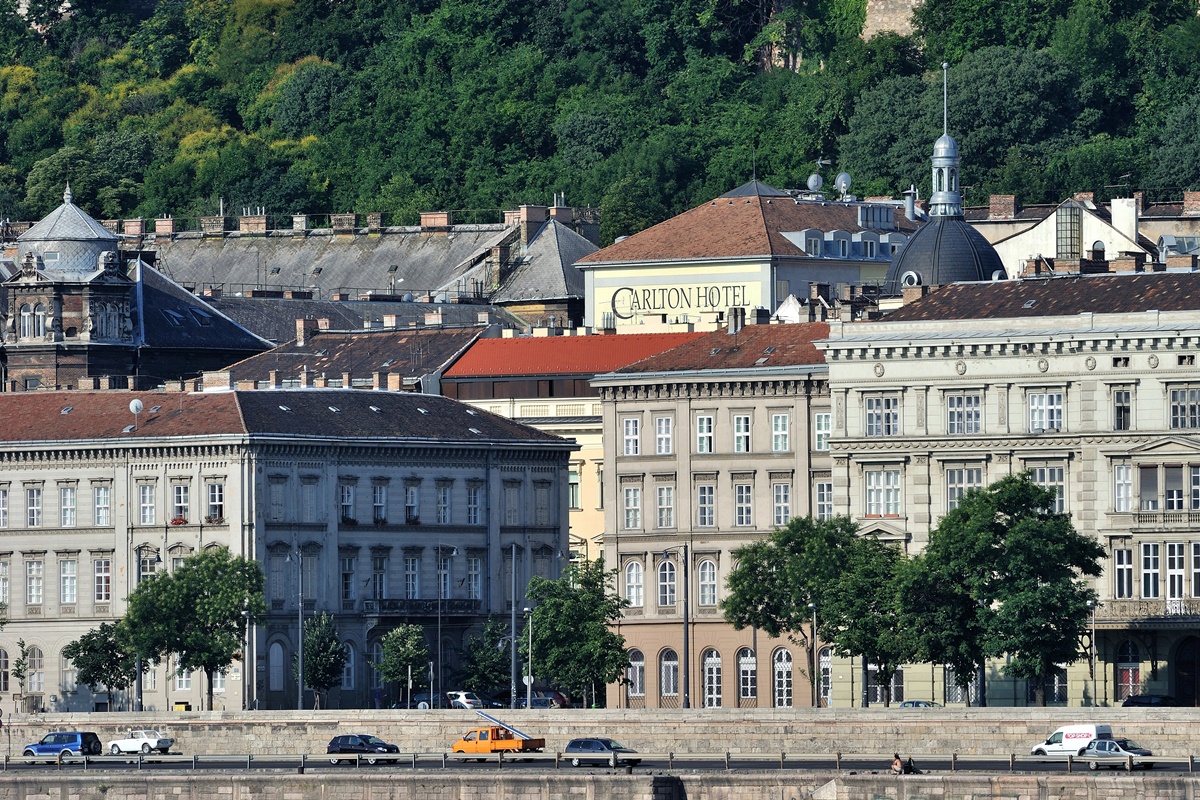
[455,616,515,701]
[373,624,429,704]
[296,612,346,708]
[61,623,139,706]
[598,175,667,246]
[11,639,28,695]
[525,558,628,707]
[124,547,266,711]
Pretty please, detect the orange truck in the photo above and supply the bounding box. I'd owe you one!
[452,713,545,755]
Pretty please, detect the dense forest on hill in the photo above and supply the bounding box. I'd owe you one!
[1,0,1198,242]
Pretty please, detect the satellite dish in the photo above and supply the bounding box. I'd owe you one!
[835,172,852,194]
[129,399,143,414]
[806,173,823,191]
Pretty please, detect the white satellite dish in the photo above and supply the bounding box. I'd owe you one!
[129,399,143,414]
[806,173,823,191]
[835,172,852,194]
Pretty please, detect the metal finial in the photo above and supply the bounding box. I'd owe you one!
[64,181,73,204]
[942,62,949,136]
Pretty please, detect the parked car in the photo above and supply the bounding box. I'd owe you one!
[1081,737,1154,769]
[107,729,174,755]
[1122,694,1180,707]
[326,734,400,764]
[408,692,447,709]
[22,731,103,760]
[445,690,485,709]
[898,700,941,708]
[517,696,556,709]
[1030,724,1112,757]
[564,737,640,767]
[535,689,572,708]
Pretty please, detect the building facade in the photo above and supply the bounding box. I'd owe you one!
[0,389,573,712]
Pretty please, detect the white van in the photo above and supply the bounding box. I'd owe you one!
[1030,724,1113,756]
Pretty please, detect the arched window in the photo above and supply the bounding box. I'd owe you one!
[624,561,643,607]
[698,559,717,606]
[19,304,32,339]
[819,646,832,707]
[1117,640,1139,701]
[657,560,676,606]
[626,649,645,699]
[28,646,44,692]
[33,303,46,338]
[0,648,8,692]
[737,647,756,702]
[773,649,793,708]
[659,649,679,704]
[342,642,355,690]
[702,648,722,707]
[370,641,384,689]
[269,642,285,692]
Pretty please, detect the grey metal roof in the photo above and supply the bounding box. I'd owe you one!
[18,186,118,244]
[492,219,594,302]
[884,216,1004,292]
[719,180,792,198]
[137,263,274,351]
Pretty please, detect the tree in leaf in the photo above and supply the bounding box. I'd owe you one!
[373,624,429,704]
[524,557,628,707]
[124,547,265,712]
[61,622,139,707]
[295,612,346,709]
[455,616,516,702]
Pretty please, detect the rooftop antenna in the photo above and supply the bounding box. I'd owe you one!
[942,61,949,136]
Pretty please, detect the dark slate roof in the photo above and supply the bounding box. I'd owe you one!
[884,216,1004,292]
[204,296,525,344]
[222,326,488,385]
[0,389,570,446]
[444,332,705,378]
[137,263,273,351]
[492,219,595,302]
[612,322,830,374]
[720,180,792,198]
[882,271,1200,321]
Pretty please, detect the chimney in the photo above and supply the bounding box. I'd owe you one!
[988,195,1016,220]
[420,211,452,229]
[268,370,282,388]
[477,310,492,325]
[374,371,388,390]
[1184,191,1200,217]
[300,366,315,388]
[317,318,332,330]
[1110,197,1139,245]
[124,218,145,236]
[902,188,917,221]
[424,309,443,326]
[748,307,771,325]
[383,314,399,328]
[296,318,319,345]
[1073,191,1095,206]
[901,286,928,305]
[155,216,175,235]
[549,198,573,224]
[342,371,352,387]
[1132,192,1144,213]
[519,204,548,246]
[727,307,746,334]
[387,373,403,391]
[292,215,308,235]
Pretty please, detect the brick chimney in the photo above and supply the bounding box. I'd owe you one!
[1073,191,1095,206]
[296,318,319,345]
[1184,191,1200,217]
[988,195,1016,220]
[519,205,548,247]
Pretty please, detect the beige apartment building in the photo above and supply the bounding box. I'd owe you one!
[594,318,834,708]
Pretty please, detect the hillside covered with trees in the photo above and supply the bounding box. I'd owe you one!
[1,0,1198,242]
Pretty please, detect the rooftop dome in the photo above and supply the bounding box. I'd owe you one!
[16,184,118,278]
[933,133,959,160]
[884,216,1005,292]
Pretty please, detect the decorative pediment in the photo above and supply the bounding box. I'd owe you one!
[1126,436,1200,459]
[856,520,910,543]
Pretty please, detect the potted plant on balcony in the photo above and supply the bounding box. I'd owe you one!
[204,515,224,524]
[170,516,187,526]
[341,516,358,526]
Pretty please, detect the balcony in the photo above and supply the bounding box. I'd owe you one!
[1131,510,1200,527]
[362,598,481,615]
[1100,598,1200,623]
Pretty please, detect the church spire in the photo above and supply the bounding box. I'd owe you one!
[929,62,963,218]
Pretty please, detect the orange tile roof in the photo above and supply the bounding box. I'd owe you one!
[614,322,830,373]
[443,332,706,378]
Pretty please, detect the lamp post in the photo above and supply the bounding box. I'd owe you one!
[436,545,458,708]
[663,545,690,708]
[524,606,534,709]
[1087,599,1099,706]
[808,602,818,708]
[285,549,303,710]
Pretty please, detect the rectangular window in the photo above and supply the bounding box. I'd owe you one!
[467,486,481,525]
[373,485,387,524]
[773,483,791,526]
[946,393,982,435]
[137,484,154,525]
[60,559,76,604]
[735,483,753,526]
[772,414,790,452]
[655,417,673,455]
[0,488,6,528]
[26,560,43,605]
[1114,548,1133,599]
[733,414,751,453]
[301,481,318,522]
[866,469,901,516]
[696,416,714,453]
[1192,543,1200,599]
[1140,465,1159,511]
[407,486,421,523]
[339,484,355,521]
[27,487,42,527]
[60,487,76,527]
[437,485,451,524]
[371,555,386,599]
[1142,542,1160,599]
[656,486,674,528]
[697,485,715,527]
[865,395,900,436]
[93,484,111,526]
[1028,392,1064,432]
[404,556,420,599]
[175,661,191,691]
[1166,466,1186,511]
[1113,388,1132,431]
[212,670,226,693]
[503,485,518,526]
[815,482,834,521]
[166,484,187,523]
[1055,204,1082,259]
[568,471,581,510]
[0,561,7,605]
[1032,465,1066,513]
[95,559,112,602]
[269,481,285,522]
[439,554,451,600]
[467,557,482,600]
[207,482,225,522]
[1167,542,1185,600]
[534,484,550,526]
[340,556,355,602]
[623,418,640,456]
[814,413,831,451]
[1115,464,1133,512]
[623,487,642,530]
[946,467,982,512]
[1169,387,1200,429]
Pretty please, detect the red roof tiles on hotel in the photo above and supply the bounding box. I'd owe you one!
[443,332,706,377]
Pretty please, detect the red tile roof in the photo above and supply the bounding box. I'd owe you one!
[614,322,830,373]
[443,332,706,378]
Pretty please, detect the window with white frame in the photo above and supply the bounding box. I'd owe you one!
[658,560,677,606]
[404,556,420,599]
[946,392,982,435]
[1167,542,1185,600]
[623,418,640,456]
[660,650,679,698]
[27,646,43,692]
[1142,542,1160,598]
[623,486,642,530]
[656,485,674,528]
[1028,391,1064,432]
[1116,641,1139,701]
[655,417,673,455]
[625,561,644,607]
[175,658,191,691]
[1031,464,1066,513]
[437,485,451,524]
[269,643,284,692]
[467,556,482,600]
[373,484,387,523]
[1114,548,1133,598]
[60,558,76,604]
[61,657,77,695]
[697,484,715,527]
[341,555,355,602]
[1169,387,1200,429]
[734,414,751,453]
[738,648,757,700]
[1114,464,1132,512]
[94,558,111,602]
[171,484,188,523]
[946,467,982,511]
[341,643,355,690]
[772,482,791,526]
[371,554,387,599]
[568,470,580,509]
[0,560,7,605]
[26,559,43,604]
[814,413,831,451]
[698,559,717,606]
[703,649,722,707]
[502,484,518,526]
[439,552,452,600]
[337,483,355,522]
[627,650,645,697]
[93,484,110,526]
[1113,387,1132,431]
[407,485,422,523]
[0,487,7,527]
[772,414,789,451]
[467,485,481,525]
[60,486,76,527]
[773,649,793,708]
[212,668,226,693]
[1193,543,1200,599]
[819,647,833,707]
[815,482,833,520]
[866,468,901,516]
[734,483,753,526]
[27,487,42,527]
[865,395,900,436]
[696,415,714,453]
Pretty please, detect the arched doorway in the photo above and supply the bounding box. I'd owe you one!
[1175,637,1200,707]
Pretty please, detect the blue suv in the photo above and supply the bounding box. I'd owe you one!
[22,731,103,760]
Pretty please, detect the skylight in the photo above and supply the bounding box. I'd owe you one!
[469,427,483,435]
[369,405,382,413]
[149,405,162,413]
[465,409,478,416]
[418,408,429,415]
[328,406,342,413]
[122,424,136,433]
[279,405,292,412]
[1023,300,1036,309]
[60,406,73,414]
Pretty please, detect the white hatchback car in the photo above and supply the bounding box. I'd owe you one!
[108,729,174,755]
[445,691,485,709]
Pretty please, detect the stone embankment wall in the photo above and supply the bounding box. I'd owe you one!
[2,708,1199,757]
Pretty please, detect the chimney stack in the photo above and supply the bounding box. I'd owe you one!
[296,318,318,345]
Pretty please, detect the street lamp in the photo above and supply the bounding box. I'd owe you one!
[132,545,160,712]
[1087,599,1100,706]
[285,548,304,710]
[436,545,458,708]
[663,546,690,708]
[524,606,534,709]
[808,602,818,708]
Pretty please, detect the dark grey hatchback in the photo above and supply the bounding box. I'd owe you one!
[326,734,400,764]
[564,737,640,767]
